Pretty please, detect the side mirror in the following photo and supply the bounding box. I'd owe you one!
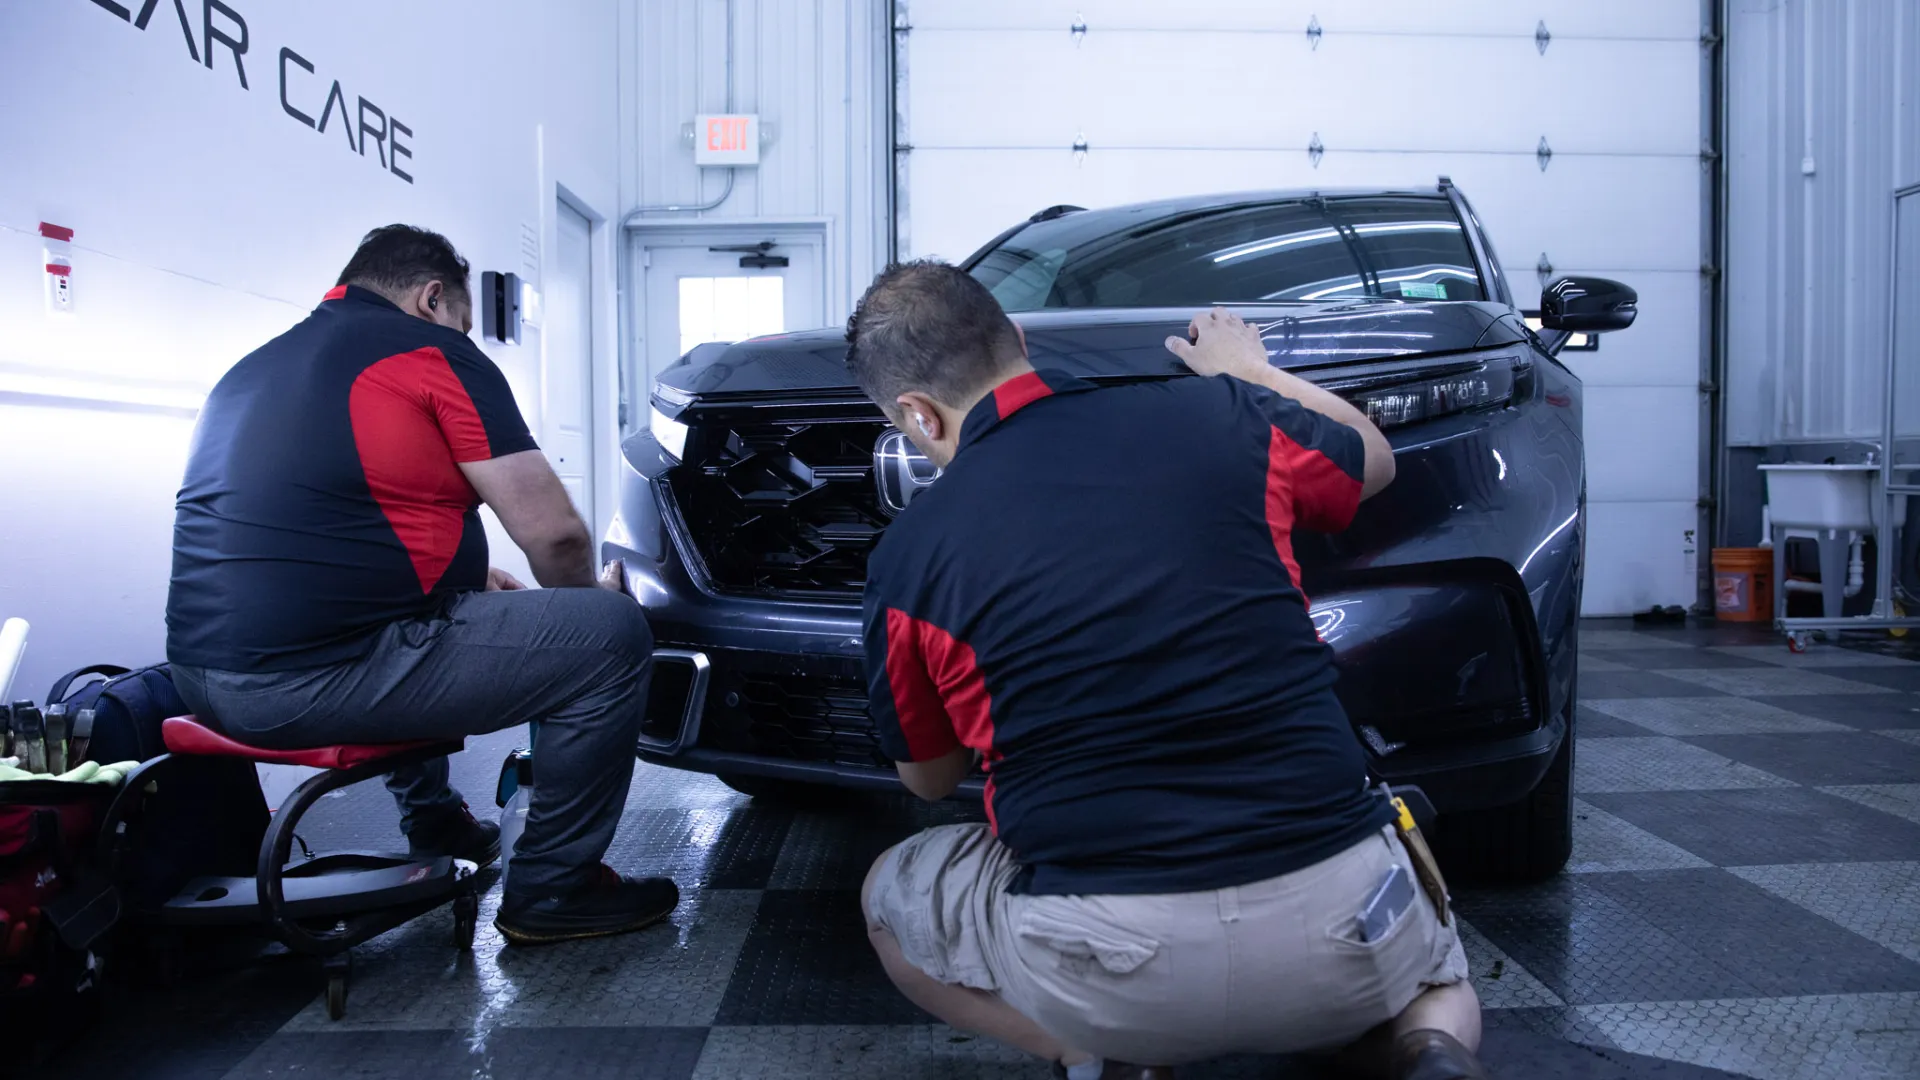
[1540,276,1637,333]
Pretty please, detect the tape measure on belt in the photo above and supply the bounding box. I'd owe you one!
[1386,791,1451,928]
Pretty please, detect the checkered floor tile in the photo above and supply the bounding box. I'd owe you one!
[28,619,1920,1080]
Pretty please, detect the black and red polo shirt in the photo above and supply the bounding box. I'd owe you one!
[167,285,538,673]
[864,368,1393,896]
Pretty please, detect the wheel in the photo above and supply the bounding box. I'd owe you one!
[1787,631,1812,653]
[452,894,478,950]
[1431,711,1575,884]
[325,975,347,1021]
[717,773,856,807]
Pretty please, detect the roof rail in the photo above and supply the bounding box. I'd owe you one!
[1028,204,1086,222]
[1437,175,1453,190]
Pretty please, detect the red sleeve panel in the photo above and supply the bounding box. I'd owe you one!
[349,347,488,593]
[867,604,1002,763]
[1240,379,1366,533]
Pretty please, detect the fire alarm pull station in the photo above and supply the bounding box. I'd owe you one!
[693,114,761,167]
[481,270,522,344]
[40,222,73,314]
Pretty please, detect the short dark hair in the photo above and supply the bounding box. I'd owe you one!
[335,225,471,303]
[845,260,1023,410]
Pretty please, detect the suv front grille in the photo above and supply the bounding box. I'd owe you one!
[737,671,889,769]
[667,418,889,599]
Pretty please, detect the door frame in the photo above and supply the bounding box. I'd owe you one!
[623,217,832,432]
[552,182,617,542]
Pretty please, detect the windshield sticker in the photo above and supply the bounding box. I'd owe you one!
[1398,281,1446,299]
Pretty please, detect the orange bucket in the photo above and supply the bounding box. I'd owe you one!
[1712,547,1774,622]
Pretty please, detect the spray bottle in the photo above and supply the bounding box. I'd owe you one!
[494,726,538,883]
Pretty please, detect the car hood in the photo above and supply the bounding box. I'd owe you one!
[655,302,1526,401]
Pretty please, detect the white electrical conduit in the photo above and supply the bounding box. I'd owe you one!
[0,618,27,702]
[615,0,738,433]
[622,0,737,220]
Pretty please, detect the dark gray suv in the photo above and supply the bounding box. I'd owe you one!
[605,181,1636,881]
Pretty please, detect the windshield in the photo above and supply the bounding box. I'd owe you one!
[970,196,1486,311]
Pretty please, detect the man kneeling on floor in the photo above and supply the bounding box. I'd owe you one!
[845,263,1486,1080]
[166,225,677,946]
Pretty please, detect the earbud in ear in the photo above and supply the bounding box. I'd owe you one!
[915,413,933,438]
[428,295,439,310]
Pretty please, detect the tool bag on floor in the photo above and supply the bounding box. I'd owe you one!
[0,777,112,1050]
[44,664,269,914]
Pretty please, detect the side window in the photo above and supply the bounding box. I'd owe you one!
[1471,212,1514,308]
[972,197,1488,310]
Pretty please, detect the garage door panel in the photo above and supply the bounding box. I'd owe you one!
[909,0,1698,39]
[909,32,1696,155]
[1582,386,1699,504]
[1557,271,1700,389]
[907,32,1092,146]
[1407,155,1699,276]
[1581,500,1697,615]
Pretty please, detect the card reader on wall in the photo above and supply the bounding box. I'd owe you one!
[481,270,522,344]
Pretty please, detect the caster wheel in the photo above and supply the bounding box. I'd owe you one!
[1787,631,1812,653]
[453,894,478,950]
[325,974,347,1021]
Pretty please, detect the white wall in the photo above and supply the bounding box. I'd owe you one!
[1726,0,1920,447]
[629,0,888,330]
[0,0,626,703]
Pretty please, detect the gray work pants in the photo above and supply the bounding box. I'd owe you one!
[172,587,652,897]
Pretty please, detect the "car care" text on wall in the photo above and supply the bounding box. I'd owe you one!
[87,0,416,184]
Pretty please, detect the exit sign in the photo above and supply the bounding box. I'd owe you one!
[694,113,760,166]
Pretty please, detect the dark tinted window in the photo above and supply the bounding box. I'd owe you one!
[970,196,1485,311]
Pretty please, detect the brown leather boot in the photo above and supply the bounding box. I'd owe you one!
[1391,1029,1488,1080]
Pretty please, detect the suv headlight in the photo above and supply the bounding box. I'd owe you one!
[1323,356,1519,430]
[650,405,689,461]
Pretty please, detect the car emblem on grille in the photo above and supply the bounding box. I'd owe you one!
[874,429,940,516]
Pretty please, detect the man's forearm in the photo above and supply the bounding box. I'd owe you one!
[1238,364,1371,433]
[895,745,975,802]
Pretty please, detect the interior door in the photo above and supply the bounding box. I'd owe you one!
[545,201,595,525]
[638,239,822,398]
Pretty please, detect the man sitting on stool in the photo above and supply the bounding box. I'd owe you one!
[845,262,1486,1080]
[166,225,676,946]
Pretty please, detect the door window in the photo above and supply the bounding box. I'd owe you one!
[970,196,1487,310]
[678,276,785,358]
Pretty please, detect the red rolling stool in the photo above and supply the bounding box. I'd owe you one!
[106,717,482,1020]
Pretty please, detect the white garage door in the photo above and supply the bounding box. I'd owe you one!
[898,0,1706,615]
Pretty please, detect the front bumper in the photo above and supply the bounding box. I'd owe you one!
[619,557,1569,816]
[609,356,1584,817]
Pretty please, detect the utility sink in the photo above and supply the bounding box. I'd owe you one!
[1759,463,1880,531]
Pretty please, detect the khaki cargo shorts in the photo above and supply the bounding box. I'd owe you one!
[864,823,1469,1065]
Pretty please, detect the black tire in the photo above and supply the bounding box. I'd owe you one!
[716,772,857,808]
[1432,717,1575,884]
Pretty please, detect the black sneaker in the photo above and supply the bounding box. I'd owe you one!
[408,804,501,869]
[1392,1030,1488,1080]
[495,865,680,946]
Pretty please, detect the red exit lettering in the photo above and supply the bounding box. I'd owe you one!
[706,117,749,152]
